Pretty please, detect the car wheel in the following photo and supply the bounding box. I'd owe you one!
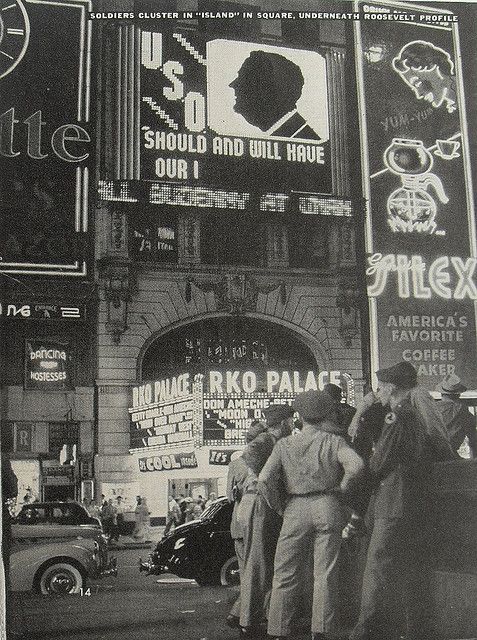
[38,562,84,595]
[220,556,240,586]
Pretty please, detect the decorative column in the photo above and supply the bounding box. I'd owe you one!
[325,48,350,197]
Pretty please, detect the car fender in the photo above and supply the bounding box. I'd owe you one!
[10,539,96,592]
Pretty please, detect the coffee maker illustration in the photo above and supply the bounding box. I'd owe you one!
[384,138,448,234]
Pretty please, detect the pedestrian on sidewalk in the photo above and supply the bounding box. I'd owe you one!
[133,497,151,541]
[101,499,116,540]
[164,495,182,536]
[436,373,476,457]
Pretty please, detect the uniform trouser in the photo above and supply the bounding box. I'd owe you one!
[350,517,433,640]
[229,537,245,618]
[267,495,345,637]
[239,493,282,628]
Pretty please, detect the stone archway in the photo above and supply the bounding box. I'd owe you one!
[139,314,326,382]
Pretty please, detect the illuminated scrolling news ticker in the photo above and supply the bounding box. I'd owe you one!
[138,31,332,205]
[97,181,352,217]
[129,369,354,451]
[0,0,91,277]
[354,1,477,391]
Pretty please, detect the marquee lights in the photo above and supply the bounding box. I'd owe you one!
[98,180,353,217]
[129,369,354,450]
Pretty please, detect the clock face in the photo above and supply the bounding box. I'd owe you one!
[0,0,30,80]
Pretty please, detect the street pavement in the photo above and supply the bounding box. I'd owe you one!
[8,548,251,640]
[8,547,476,640]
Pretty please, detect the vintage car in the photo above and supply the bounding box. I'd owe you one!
[12,501,106,544]
[10,536,117,594]
[14,501,101,528]
[139,497,239,586]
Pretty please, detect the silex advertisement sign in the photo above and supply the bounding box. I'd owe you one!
[0,0,92,276]
[354,1,477,391]
[129,369,354,450]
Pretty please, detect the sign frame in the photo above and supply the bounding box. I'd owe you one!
[0,0,92,277]
[354,0,477,393]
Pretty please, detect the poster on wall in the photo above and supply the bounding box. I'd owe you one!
[354,1,477,391]
[0,0,91,276]
[129,369,354,450]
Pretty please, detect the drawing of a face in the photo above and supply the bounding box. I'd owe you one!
[398,66,455,111]
[392,40,457,113]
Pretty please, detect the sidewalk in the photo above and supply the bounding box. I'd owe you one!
[109,525,165,550]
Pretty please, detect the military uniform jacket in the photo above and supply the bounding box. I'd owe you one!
[370,399,433,520]
[242,431,277,477]
[226,456,249,539]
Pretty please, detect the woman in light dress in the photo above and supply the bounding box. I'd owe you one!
[133,497,151,541]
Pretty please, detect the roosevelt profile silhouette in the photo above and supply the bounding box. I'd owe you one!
[229,50,321,140]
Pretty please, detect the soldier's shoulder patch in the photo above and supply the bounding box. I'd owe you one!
[385,411,397,425]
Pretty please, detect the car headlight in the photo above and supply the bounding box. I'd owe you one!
[174,537,186,550]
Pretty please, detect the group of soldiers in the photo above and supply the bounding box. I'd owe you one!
[226,362,466,640]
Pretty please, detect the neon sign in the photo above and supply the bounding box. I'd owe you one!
[1,1,91,276]
[354,1,477,389]
[139,31,332,203]
[384,138,448,234]
[129,370,355,450]
[367,254,477,300]
[392,40,457,114]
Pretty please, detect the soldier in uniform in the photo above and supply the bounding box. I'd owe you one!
[323,382,356,437]
[350,361,449,640]
[225,421,266,629]
[436,373,476,456]
[259,390,365,640]
[238,404,295,638]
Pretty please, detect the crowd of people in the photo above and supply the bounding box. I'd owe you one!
[164,492,217,535]
[225,364,473,640]
[82,494,152,543]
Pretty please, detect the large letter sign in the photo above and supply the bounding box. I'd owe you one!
[0,0,91,276]
[355,2,477,390]
[139,33,331,210]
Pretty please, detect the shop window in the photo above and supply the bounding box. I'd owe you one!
[48,422,79,459]
[288,221,330,269]
[200,216,265,267]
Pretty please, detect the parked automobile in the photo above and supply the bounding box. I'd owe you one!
[139,497,238,586]
[10,536,117,595]
[14,501,101,528]
[12,501,111,568]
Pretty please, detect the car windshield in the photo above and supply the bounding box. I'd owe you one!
[200,500,225,521]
